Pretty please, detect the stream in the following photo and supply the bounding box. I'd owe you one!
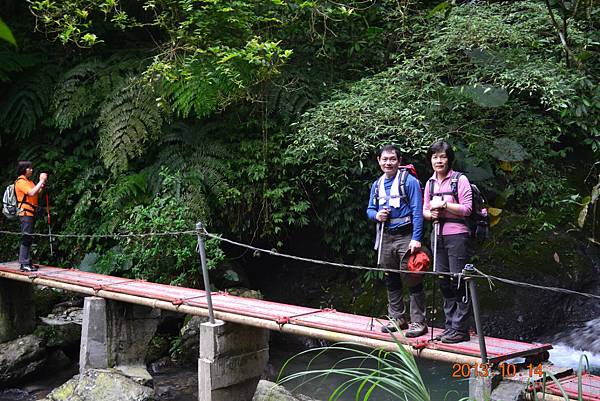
[1,318,599,401]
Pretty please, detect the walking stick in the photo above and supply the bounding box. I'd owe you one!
[376,221,385,266]
[370,211,387,331]
[45,192,53,257]
[430,220,439,341]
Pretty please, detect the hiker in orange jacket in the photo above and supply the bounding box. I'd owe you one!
[14,161,48,272]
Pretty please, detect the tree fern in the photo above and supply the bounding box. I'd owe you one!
[0,66,58,139]
[97,77,165,173]
[52,59,109,131]
[161,57,245,119]
[145,121,230,215]
[52,54,147,131]
[264,74,320,126]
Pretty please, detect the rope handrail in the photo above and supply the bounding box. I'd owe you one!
[1,227,599,300]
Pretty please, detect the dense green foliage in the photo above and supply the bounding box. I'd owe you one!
[288,1,600,256]
[0,0,598,293]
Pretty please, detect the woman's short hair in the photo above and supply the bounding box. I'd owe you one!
[17,161,32,176]
[427,140,455,167]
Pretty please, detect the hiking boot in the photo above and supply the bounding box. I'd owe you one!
[19,264,38,272]
[405,322,428,338]
[381,317,409,333]
[441,330,470,344]
[434,328,453,341]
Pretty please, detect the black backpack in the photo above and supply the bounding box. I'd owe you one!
[428,172,490,243]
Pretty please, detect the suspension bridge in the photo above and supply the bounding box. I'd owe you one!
[1,260,599,401]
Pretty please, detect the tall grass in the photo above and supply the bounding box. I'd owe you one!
[276,327,469,401]
[527,354,590,401]
[276,331,591,401]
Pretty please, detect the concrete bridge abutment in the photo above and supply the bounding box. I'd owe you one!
[0,278,35,343]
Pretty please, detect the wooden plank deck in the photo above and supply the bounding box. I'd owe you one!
[545,374,600,401]
[0,262,552,364]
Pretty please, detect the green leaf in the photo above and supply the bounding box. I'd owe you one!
[578,203,589,228]
[79,252,99,272]
[491,138,528,162]
[427,2,450,18]
[224,270,240,282]
[0,17,16,46]
[461,84,509,108]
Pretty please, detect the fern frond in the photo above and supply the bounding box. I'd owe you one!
[0,66,58,138]
[97,78,165,173]
[146,122,230,210]
[100,171,150,210]
[162,59,244,119]
[52,54,148,131]
[265,77,319,125]
[52,59,109,130]
[0,51,40,82]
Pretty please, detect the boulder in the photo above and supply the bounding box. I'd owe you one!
[0,334,46,386]
[178,316,208,364]
[253,380,320,401]
[41,369,154,401]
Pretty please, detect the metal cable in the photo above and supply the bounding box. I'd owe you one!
[200,229,600,300]
[1,227,599,300]
[0,229,197,239]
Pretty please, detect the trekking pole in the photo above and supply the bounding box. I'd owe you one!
[370,212,387,331]
[430,220,439,342]
[376,221,385,266]
[45,191,53,257]
[376,207,388,266]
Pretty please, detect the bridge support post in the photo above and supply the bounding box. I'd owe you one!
[80,296,108,372]
[79,297,159,382]
[469,370,502,401]
[0,278,35,342]
[198,320,269,401]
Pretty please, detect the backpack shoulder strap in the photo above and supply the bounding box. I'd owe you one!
[450,172,462,203]
[14,177,35,209]
[428,178,436,200]
[373,177,382,206]
[398,168,409,199]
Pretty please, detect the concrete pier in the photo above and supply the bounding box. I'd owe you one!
[79,297,159,382]
[0,279,35,343]
[198,320,269,401]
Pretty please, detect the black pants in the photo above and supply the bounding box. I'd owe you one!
[19,216,35,266]
[435,233,472,333]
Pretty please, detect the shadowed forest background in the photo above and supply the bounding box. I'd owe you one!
[0,0,599,339]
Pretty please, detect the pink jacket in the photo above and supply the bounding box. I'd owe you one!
[423,170,472,235]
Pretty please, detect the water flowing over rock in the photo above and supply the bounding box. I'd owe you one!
[554,317,600,354]
[40,369,154,401]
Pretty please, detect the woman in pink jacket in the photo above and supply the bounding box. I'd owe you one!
[423,140,473,344]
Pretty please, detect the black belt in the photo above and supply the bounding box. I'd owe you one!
[384,224,413,235]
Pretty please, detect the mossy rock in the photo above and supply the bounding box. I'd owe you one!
[44,369,154,401]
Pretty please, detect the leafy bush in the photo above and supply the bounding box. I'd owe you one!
[94,169,224,286]
[284,1,598,258]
